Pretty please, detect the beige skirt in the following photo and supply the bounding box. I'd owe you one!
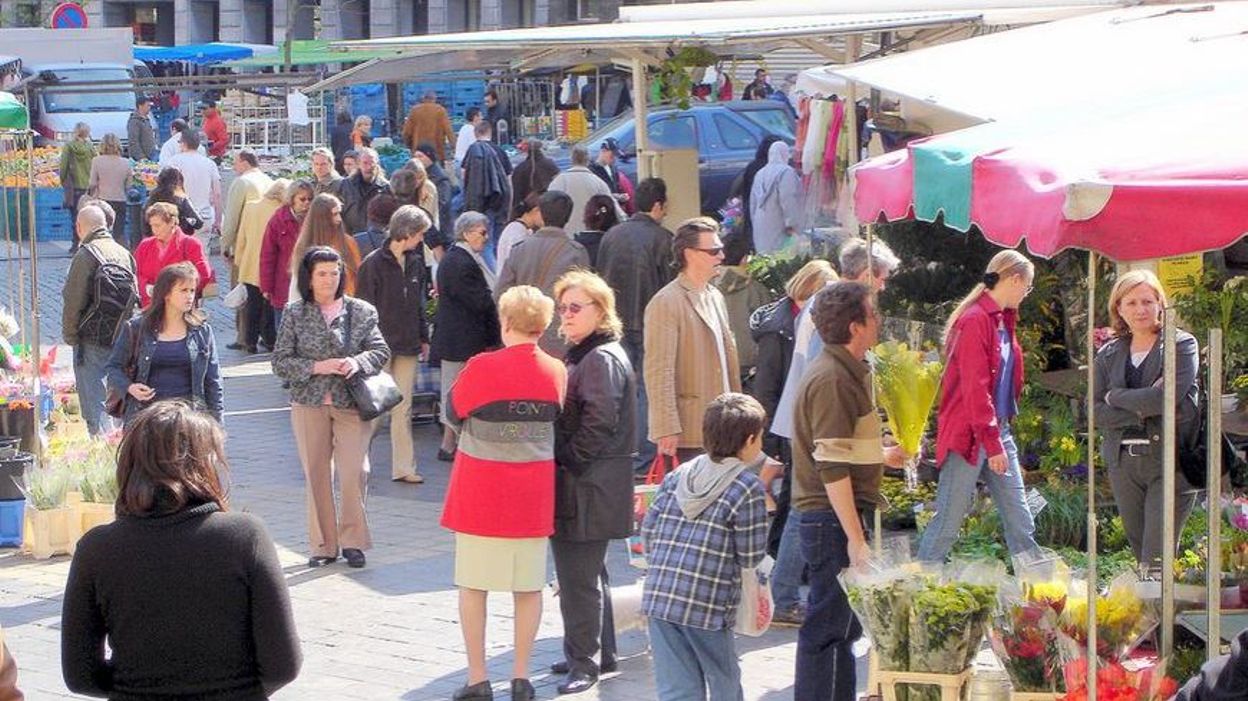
[454,533,547,592]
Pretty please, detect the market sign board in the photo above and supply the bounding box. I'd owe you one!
[1157,253,1203,299]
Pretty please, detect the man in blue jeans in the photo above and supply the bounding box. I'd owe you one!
[61,204,137,435]
[790,282,905,700]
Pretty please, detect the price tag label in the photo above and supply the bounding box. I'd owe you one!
[1025,487,1048,518]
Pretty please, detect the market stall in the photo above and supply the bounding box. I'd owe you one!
[846,3,1248,695]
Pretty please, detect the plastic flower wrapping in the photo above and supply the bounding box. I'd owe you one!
[872,341,942,490]
[1059,657,1178,701]
[987,550,1073,693]
[1059,573,1154,664]
[843,551,998,700]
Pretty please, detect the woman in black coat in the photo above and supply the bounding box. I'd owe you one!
[512,138,560,210]
[549,270,637,695]
[431,211,502,460]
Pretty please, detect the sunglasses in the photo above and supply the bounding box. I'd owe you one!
[695,246,725,257]
[557,301,597,316]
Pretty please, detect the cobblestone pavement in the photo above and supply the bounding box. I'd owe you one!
[0,243,867,700]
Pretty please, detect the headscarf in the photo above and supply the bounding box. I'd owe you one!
[751,141,794,200]
[740,134,786,210]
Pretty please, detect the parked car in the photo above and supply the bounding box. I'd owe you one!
[552,100,796,215]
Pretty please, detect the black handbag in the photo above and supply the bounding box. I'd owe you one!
[343,301,402,421]
[1177,404,1244,489]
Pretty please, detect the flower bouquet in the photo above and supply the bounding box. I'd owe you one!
[844,567,915,672]
[1059,574,1152,663]
[908,579,996,674]
[1059,657,1178,701]
[873,341,942,490]
[988,578,1068,693]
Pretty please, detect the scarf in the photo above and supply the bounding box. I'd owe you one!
[455,241,497,291]
[565,331,614,366]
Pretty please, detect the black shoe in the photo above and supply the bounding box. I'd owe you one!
[510,678,535,701]
[452,680,493,700]
[437,448,456,462]
[243,345,258,355]
[556,670,598,695]
[551,659,616,675]
[307,555,337,567]
[226,342,244,351]
[343,548,366,568]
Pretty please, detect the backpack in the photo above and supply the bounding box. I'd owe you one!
[78,244,138,347]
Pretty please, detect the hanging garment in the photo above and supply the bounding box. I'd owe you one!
[801,99,834,176]
[793,96,812,172]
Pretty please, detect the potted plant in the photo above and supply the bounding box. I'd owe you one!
[74,458,117,544]
[20,465,73,559]
[1231,373,1248,412]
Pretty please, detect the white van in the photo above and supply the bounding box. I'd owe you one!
[24,62,136,143]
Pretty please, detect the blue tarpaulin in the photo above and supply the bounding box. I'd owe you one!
[134,43,255,65]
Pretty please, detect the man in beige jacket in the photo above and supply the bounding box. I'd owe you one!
[643,217,741,463]
[220,150,272,352]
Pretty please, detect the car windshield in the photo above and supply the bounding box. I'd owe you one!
[40,69,133,114]
[735,107,795,141]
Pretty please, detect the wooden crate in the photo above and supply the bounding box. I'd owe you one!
[878,668,973,701]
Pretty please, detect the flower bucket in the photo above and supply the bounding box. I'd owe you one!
[0,499,23,547]
[27,505,72,559]
[0,451,32,500]
[74,501,115,544]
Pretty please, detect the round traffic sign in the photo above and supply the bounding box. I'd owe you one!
[50,3,89,29]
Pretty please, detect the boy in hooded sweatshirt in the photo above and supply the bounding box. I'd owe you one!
[641,392,769,700]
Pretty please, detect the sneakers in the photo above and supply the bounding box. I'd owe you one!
[771,603,806,627]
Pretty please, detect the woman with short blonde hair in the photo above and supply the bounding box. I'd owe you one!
[89,133,135,246]
[441,284,568,701]
[549,269,636,692]
[784,259,838,304]
[1095,268,1198,566]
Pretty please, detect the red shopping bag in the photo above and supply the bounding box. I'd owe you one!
[626,455,674,568]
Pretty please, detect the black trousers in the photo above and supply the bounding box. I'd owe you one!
[243,283,275,348]
[550,538,617,675]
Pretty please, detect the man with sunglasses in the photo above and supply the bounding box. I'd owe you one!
[643,217,741,464]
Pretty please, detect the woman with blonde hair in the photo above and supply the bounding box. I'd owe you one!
[918,249,1039,563]
[751,257,838,624]
[288,193,363,300]
[1094,269,1199,567]
[549,269,636,694]
[89,133,135,247]
[60,121,97,234]
[442,285,567,701]
[351,115,373,148]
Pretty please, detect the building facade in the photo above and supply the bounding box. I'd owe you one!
[0,0,651,45]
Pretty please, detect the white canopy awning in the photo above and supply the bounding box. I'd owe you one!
[827,2,1248,123]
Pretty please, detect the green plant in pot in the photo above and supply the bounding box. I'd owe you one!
[22,465,71,511]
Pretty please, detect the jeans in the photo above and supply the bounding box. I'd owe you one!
[272,307,283,336]
[648,618,743,701]
[795,510,862,701]
[771,512,804,610]
[73,342,113,436]
[621,332,656,473]
[916,425,1037,563]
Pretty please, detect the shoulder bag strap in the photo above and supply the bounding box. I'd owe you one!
[534,239,570,289]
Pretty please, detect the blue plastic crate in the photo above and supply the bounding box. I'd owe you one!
[0,499,23,547]
[4,188,73,242]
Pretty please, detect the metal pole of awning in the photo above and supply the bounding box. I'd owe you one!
[630,57,650,180]
[1162,314,1177,661]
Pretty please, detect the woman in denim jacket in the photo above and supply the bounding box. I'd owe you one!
[106,262,224,425]
[272,246,391,570]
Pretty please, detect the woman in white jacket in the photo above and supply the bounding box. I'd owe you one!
[749,141,804,255]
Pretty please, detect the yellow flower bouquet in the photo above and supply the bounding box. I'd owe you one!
[1059,575,1151,662]
[873,341,943,490]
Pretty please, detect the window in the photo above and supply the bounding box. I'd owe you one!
[736,107,795,141]
[713,114,757,151]
[648,115,696,149]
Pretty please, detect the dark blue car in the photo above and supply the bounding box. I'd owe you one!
[554,100,796,215]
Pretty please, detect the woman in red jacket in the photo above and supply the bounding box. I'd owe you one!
[259,180,314,330]
[133,202,213,307]
[917,249,1039,563]
[442,285,567,701]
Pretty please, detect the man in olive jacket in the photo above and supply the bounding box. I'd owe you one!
[494,190,589,359]
[126,97,157,161]
[62,205,137,435]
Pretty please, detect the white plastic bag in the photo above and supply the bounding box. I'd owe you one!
[222,283,248,310]
[734,555,775,637]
